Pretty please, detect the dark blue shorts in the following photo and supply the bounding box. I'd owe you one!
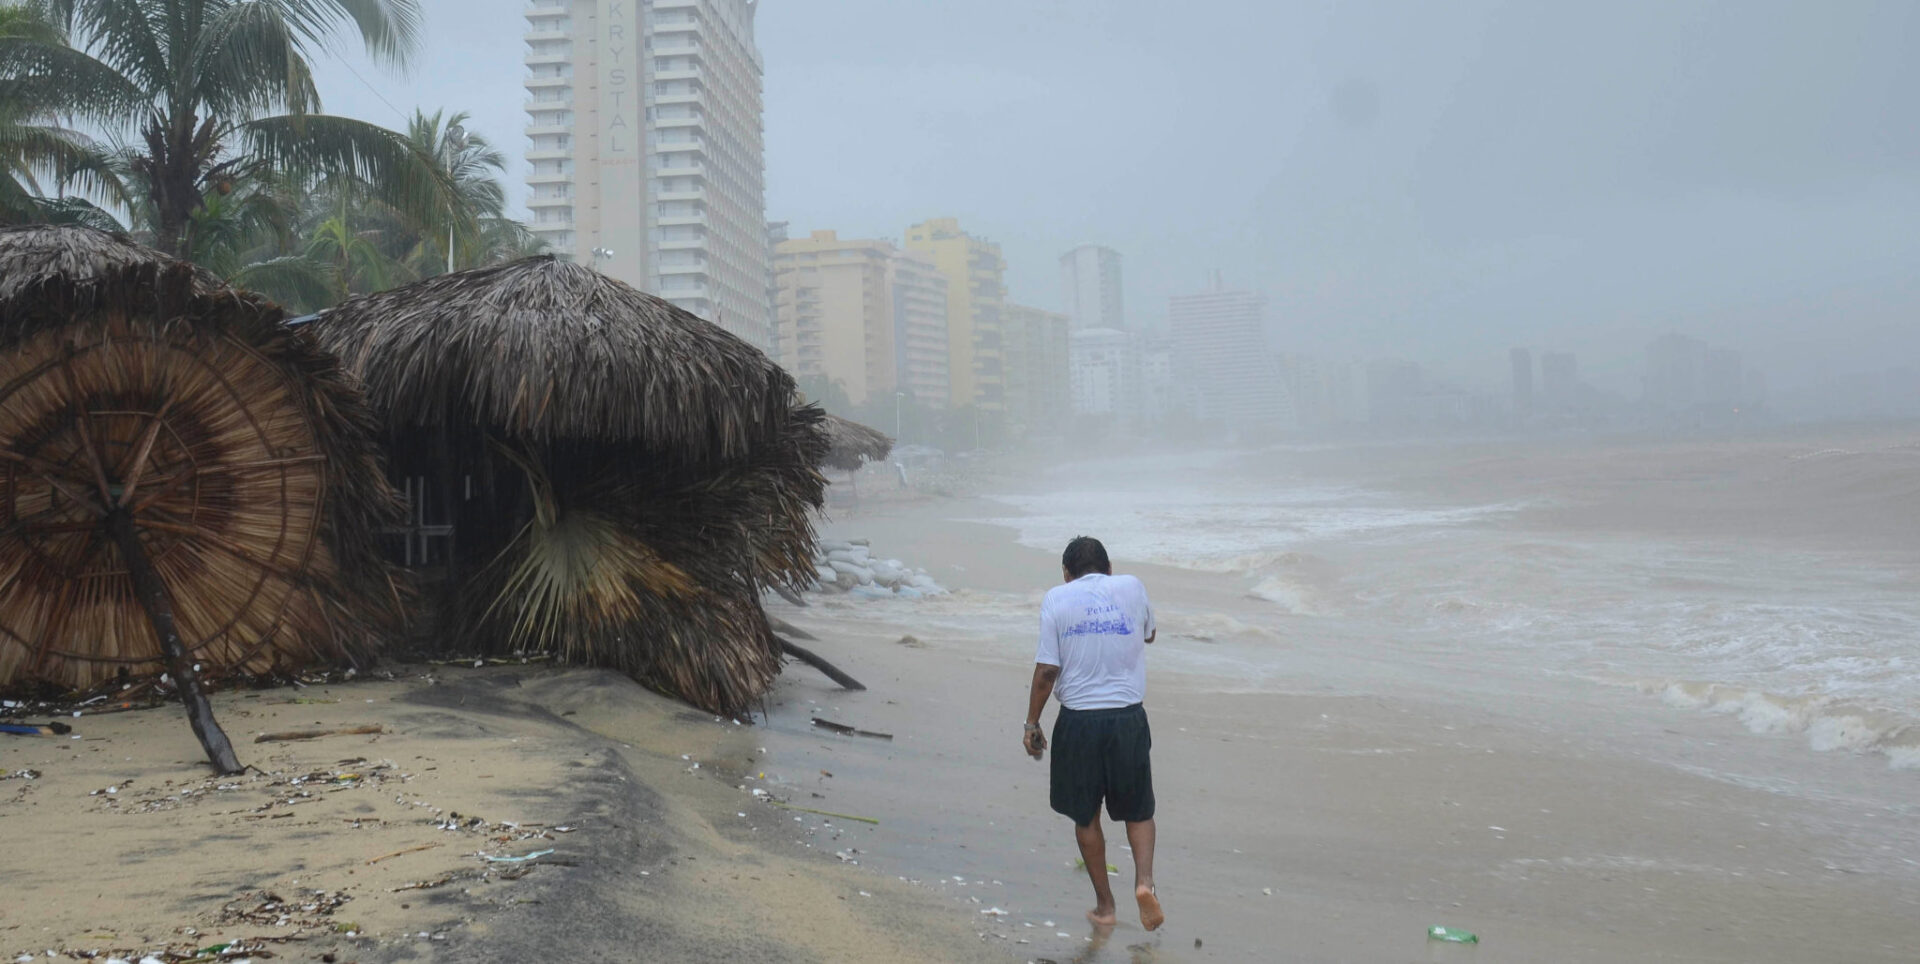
[1050,703,1155,827]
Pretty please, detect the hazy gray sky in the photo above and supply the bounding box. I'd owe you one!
[312,0,1920,403]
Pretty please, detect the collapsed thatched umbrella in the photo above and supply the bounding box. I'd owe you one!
[313,256,831,714]
[0,225,403,773]
[820,414,894,472]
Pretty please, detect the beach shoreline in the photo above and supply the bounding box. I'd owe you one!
[778,438,1920,963]
[11,432,1920,963]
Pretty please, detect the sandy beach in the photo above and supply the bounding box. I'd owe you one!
[9,431,1920,963]
[2,666,1009,963]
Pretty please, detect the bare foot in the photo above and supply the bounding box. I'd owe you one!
[1087,905,1118,927]
[1136,885,1164,931]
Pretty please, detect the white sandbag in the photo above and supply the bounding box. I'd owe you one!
[828,559,873,582]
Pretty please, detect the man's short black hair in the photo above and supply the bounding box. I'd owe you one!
[1062,536,1111,579]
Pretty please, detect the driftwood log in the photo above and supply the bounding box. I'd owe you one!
[767,615,817,641]
[776,637,865,691]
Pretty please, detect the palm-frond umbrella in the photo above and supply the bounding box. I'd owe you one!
[0,225,403,773]
[820,414,894,472]
[312,256,832,714]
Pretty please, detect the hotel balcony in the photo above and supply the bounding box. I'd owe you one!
[524,49,571,66]
[653,89,704,107]
[527,146,573,161]
[524,120,571,136]
[526,194,573,209]
[523,96,572,113]
[526,169,571,185]
[524,1,567,19]
[525,73,570,89]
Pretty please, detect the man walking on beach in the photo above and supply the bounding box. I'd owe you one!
[1023,536,1163,931]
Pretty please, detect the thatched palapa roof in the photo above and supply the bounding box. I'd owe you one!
[313,256,830,715]
[820,414,894,472]
[316,256,798,466]
[0,225,404,692]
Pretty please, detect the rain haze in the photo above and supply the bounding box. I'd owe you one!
[9,1,1920,961]
[310,0,1920,409]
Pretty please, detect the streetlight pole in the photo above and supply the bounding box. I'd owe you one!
[895,392,904,440]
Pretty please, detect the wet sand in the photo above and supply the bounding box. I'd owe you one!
[10,434,1920,963]
[765,479,1920,963]
[1,668,1009,963]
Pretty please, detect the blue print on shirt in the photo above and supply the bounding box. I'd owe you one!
[1062,602,1132,638]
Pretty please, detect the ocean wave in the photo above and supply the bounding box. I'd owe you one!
[1650,680,1920,768]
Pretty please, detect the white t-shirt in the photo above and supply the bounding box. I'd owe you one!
[1035,573,1156,710]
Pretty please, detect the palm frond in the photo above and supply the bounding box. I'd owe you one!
[241,113,459,248]
[0,224,406,691]
[194,1,325,118]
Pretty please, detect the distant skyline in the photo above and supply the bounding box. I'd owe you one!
[309,0,1920,409]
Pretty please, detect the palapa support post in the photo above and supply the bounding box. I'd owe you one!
[105,507,244,775]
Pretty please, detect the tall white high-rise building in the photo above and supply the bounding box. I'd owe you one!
[523,0,772,351]
[1168,279,1295,430]
[1059,244,1124,331]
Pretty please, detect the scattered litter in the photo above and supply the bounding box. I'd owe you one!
[366,843,441,865]
[480,849,556,864]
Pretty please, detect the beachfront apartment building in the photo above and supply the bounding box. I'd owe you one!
[1069,326,1140,426]
[887,249,952,407]
[522,0,773,351]
[905,218,1006,412]
[773,231,950,407]
[1060,244,1125,331]
[1168,279,1297,431]
[1003,303,1070,435]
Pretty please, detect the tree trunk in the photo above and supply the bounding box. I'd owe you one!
[105,508,243,775]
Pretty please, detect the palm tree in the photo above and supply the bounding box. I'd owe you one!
[304,204,408,303]
[0,0,452,258]
[0,2,123,224]
[401,108,503,274]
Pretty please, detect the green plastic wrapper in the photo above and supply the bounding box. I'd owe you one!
[1428,925,1479,943]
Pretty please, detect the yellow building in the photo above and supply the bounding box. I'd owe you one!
[905,218,1005,411]
[773,231,951,408]
[887,249,951,406]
